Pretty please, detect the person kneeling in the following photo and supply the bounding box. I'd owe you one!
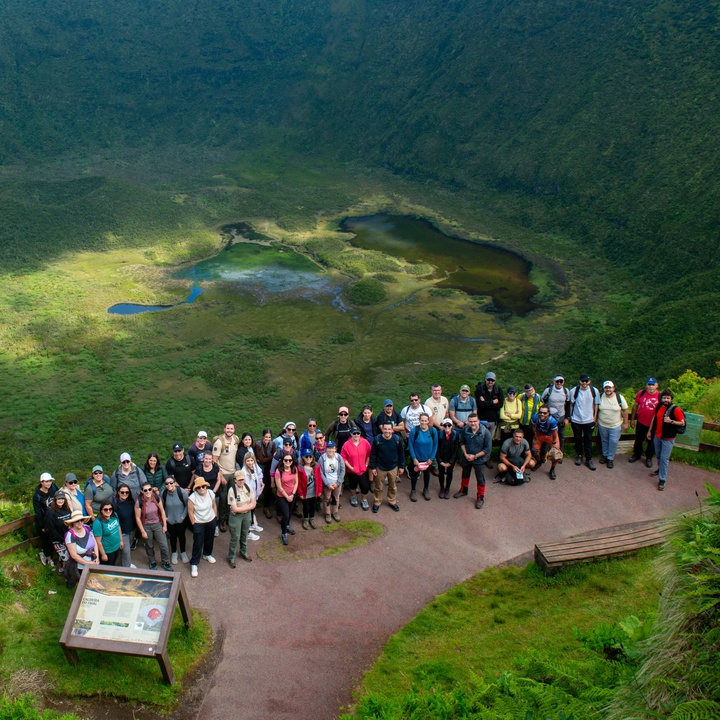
[497,429,535,485]
[531,405,563,480]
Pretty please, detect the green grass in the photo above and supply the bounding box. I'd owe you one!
[0,695,80,719]
[0,550,212,712]
[342,549,661,719]
[321,521,384,556]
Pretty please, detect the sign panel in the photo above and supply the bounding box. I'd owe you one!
[675,412,703,451]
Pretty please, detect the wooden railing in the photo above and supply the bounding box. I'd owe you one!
[0,512,39,559]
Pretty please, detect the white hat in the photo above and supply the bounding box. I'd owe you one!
[40,472,55,482]
[603,380,614,388]
[120,452,131,463]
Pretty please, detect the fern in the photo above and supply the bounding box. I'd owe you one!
[668,700,720,720]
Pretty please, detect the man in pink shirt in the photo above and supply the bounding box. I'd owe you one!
[629,377,660,468]
[341,428,372,511]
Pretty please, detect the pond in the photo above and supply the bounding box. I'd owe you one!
[108,243,335,315]
[339,214,538,314]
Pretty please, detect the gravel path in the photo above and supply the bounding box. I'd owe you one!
[183,459,719,720]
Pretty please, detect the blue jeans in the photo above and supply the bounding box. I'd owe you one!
[653,436,675,482]
[599,425,622,461]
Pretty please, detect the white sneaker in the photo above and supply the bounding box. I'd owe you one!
[248,532,260,541]
[250,524,264,532]
[39,552,48,566]
[171,553,178,565]
[191,565,198,577]
[130,563,137,568]
[48,558,56,568]
[180,552,189,563]
[214,525,220,537]
[203,555,216,564]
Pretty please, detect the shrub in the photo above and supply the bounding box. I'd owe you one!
[349,279,387,306]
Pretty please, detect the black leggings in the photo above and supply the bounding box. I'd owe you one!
[438,463,455,492]
[302,498,316,519]
[347,471,370,494]
[408,465,431,492]
[167,519,188,553]
[276,496,293,534]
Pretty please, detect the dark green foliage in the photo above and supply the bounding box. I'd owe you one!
[349,279,387,306]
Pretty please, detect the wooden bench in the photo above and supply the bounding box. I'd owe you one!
[534,519,667,575]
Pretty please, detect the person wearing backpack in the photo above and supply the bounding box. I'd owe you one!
[647,389,686,491]
[369,419,405,512]
[134,482,172,571]
[162,476,189,564]
[569,373,600,470]
[596,381,629,469]
[212,423,240,533]
[83,465,114,520]
[540,376,571,452]
[629,378,660,467]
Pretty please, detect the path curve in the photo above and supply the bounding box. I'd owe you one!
[185,460,719,720]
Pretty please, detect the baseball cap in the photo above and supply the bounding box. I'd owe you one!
[647,377,658,385]
[383,399,394,407]
[351,428,362,435]
[506,386,517,394]
[460,384,471,392]
[197,430,208,438]
[579,373,590,382]
[338,406,349,414]
[40,472,54,482]
[603,381,614,388]
[301,449,313,457]
[554,375,564,382]
[283,438,294,446]
[65,472,78,483]
[485,372,496,380]
[120,452,131,463]
[172,443,183,452]
[326,441,336,448]
[92,465,103,473]
[441,418,453,426]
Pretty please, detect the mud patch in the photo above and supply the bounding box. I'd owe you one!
[257,520,383,562]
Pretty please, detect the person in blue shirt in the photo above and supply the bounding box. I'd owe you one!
[408,413,438,502]
[531,406,563,480]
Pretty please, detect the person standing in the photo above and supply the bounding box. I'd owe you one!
[475,371,503,468]
[45,491,71,571]
[212,422,240,533]
[354,405,376,441]
[341,427,372,510]
[425,384,449,430]
[273,422,298,453]
[227,470,256,567]
[498,387,523,443]
[325,407,357,452]
[162,477,190,564]
[448,385,477,430]
[60,473,85,514]
[242,454,265,538]
[84,466,114,520]
[187,478,218,577]
[297,450,318,528]
[93,503,122,566]
[299,419,320,454]
[407,413,438,501]
[144,453,168,490]
[648,389,686,491]
[318,442,346,523]
[400,393,432,434]
[569,373,600,470]
[114,484,136,568]
[374,400,404,437]
[541,376,571,453]
[275,454,299,545]
[188,430,213,465]
[369,420,404,513]
[455,413,492,508]
[629,378,660,467]
[597,381,629,469]
[135,483,172,572]
[520,384,542,447]
[436,418,460,498]
[166,443,196,492]
[34,472,58,567]
[111,453,147,500]
[255,429,276,520]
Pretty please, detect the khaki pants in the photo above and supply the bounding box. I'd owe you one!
[373,468,398,507]
[322,485,341,518]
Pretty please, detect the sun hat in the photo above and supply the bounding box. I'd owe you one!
[193,478,210,490]
[40,472,54,482]
[64,509,91,525]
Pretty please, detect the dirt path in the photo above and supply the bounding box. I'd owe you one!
[183,460,718,720]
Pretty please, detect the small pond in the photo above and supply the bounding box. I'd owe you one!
[339,214,538,314]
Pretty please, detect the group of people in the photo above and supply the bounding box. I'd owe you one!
[32,374,685,584]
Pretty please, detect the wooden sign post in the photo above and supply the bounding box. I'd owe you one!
[59,565,193,684]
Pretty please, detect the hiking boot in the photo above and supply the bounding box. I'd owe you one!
[645,459,653,468]
[171,553,178,565]
[410,490,418,502]
[453,490,468,498]
[240,554,252,563]
[607,459,614,469]
[219,521,228,533]
[293,507,303,518]
[332,513,341,522]
[286,527,296,535]
[549,468,557,480]
[658,481,666,491]
[650,470,659,477]
[390,504,400,512]
[423,488,431,501]
[372,505,380,514]
[350,496,358,507]
[361,499,369,511]
[228,558,236,569]
[281,534,288,546]
[264,507,273,519]
[325,515,332,524]
[149,562,157,570]
[586,460,596,471]
[302,519,309,530]
[575,455,582,466]
[475,498,485,509]
[309,518,317,529]
[599,456,607,464]
[161,562,173,572]
[628,456,640,463]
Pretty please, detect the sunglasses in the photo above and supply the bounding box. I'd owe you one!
[121,460,131,464]
[142,488,152,493]
[286,427,296,432]
[119,491,129,495]
[165,481,175,486]
[41,479,53,482]
[308,423,317,427]
[102,507,113,512]
[93,470,103,475]
[67,480,78,485]
[283,459,293,463]
[338,412,348,416]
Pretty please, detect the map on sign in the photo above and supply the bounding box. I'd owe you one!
[71,572,173,644]
[675,411,704,451]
